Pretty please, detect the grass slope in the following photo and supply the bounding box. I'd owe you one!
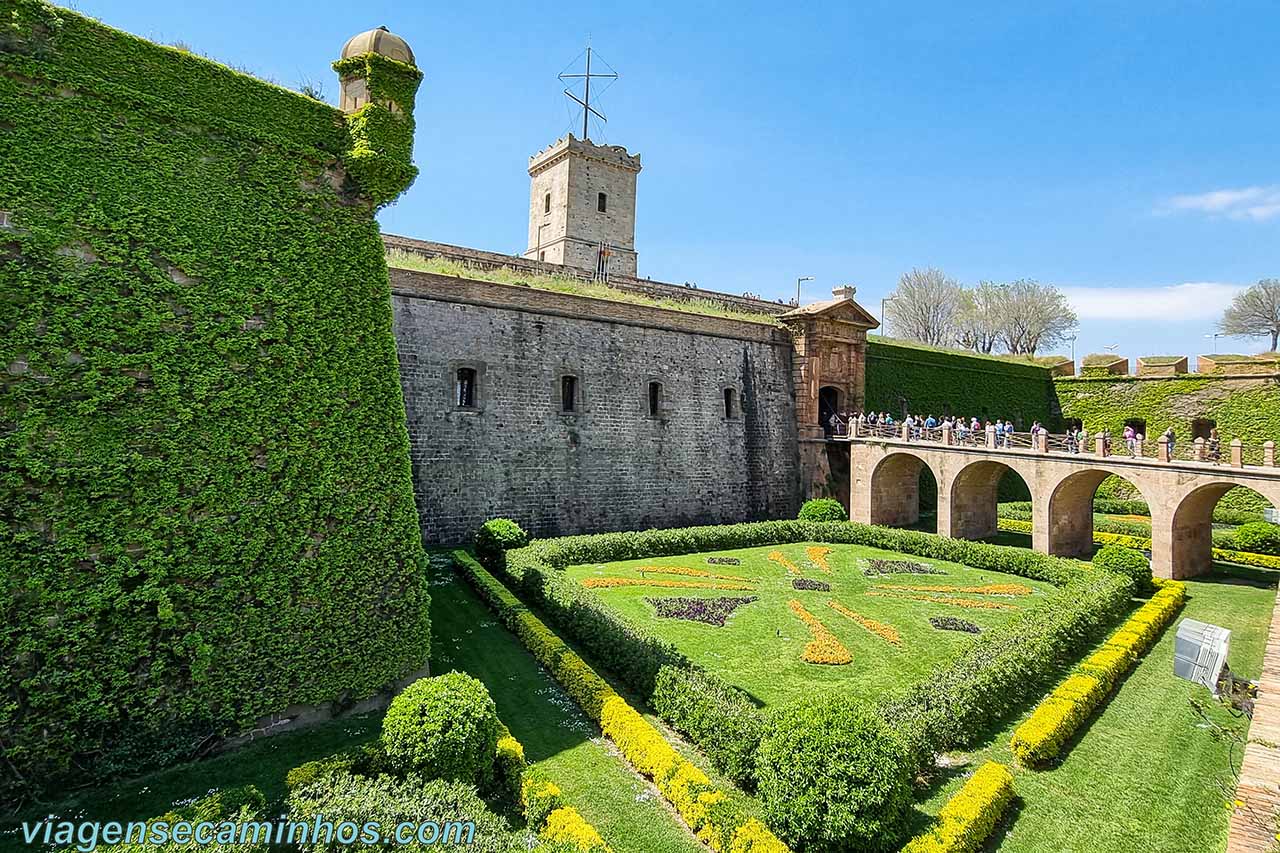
[565,542,1055,706]
[915,562,1277,853]
[429,562,706,853]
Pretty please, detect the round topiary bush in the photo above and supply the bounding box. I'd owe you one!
[474,518,529,569]
[1231,521,1280,556]
[798,498,847,523]
[1092,544,1152,593]
[382,673,500,785]
[756,695,913,852]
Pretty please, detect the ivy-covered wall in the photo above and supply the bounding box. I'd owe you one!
[864,339,1061,506]
[865,338,1059,428]
[0,2,429,804]
[1054,373,1280,512]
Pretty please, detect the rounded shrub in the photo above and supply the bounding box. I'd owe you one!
[798,498,847,523]
[382,673,500,785]
[756,695,913,852]
[474,518,529,569]
[1231,521,1280,556]
[1092,544,1152,593]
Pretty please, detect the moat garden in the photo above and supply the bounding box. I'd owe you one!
[6,501,1275,853]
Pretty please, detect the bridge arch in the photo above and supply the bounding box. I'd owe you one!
[1165,481,1280,577]
[868,451,939,529]
[944,459,1033,540]
[1045,467,1155,559]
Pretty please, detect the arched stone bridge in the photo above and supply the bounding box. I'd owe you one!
[842,428,1280,578]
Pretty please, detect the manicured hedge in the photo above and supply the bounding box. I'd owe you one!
[1009,581,1185,766]
[1092,545,1153,593]
[382,673,500,786]
[900,762,1015,853]
[490,519,1126,784]
[651,665,766,791]
[68,786,269,853]
[756,696,914,852]
[453,551,790,853]
[882,569,1132,763]
[798,498,847,522]
[2,2,429,801]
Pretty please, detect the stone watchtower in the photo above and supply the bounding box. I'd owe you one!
[524,134,641,278]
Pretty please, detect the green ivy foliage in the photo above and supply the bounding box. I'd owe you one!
[0,2,428,803]
[332,53,423,207]
[865,339,1058,429]
[1055,375,1280,513]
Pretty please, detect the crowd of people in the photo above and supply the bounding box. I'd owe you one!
[827,412,1223,461]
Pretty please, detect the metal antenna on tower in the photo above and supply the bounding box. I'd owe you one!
[558,44,618,141]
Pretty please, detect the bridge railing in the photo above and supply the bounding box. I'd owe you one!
[844,420,1278,470]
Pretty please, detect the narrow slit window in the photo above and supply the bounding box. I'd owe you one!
[723,388,736,419]
[544,192,551,214]
[597,192,607,213]
[648,381,662,417]
[561,375,578,412]
[456,367,477,408]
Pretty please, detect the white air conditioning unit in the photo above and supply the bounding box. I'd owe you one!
[1173,619,1231,696]
[1264,507,1280,524]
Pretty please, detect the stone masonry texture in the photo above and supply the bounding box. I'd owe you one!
[390,269,800,543]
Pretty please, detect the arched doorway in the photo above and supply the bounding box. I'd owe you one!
[819,386,841,436]
[947,460,1031,540]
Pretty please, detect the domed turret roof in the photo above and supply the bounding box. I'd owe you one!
[341,26,415,65]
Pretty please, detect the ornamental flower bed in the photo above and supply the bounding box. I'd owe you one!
[788,600,851,665]
[866,590,1014,610]
[805,546,833,573]
[873,583,1033,597]
[768,550,802,575]
[706,556,742,565]
[826,600,902,646]
[635,565,753,582]
[646,596,759,627]
[792,577,831,592]
[929,616,982,634]
[583,577,756,591]
[863,558,946,576]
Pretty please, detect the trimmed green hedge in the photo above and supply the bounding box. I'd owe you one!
[490,518,1126,785]
[1,2,428,802]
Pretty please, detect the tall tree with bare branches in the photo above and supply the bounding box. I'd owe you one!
[955,281,1005,353]
[884,268,963,347]
[998,279,1077,355]
[1219,279,1280,351]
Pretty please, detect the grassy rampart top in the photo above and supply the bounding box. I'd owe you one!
[3,1,345,155]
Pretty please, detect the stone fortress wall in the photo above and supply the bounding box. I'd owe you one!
[388,266,801,543]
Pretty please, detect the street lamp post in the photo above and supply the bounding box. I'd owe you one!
[795,276,814,307]
[1067,334,1077,364]
[880,296,896,332]
[1204,332,1224,353]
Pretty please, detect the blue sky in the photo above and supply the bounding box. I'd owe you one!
[76,0,1279,365]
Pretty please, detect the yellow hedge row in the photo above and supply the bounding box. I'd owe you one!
[543,807,611,852]
[1010,581,1186,766]
[900,762,1015,853]
[453,551,790,853]
[996,521,1280,571]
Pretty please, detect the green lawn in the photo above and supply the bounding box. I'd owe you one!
[565,542,1057,706]
[914,561,1278,853]
[428,559,705,853]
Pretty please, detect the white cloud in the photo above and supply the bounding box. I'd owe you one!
[1163,185,1280,221]
[1061,282,1244,320]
